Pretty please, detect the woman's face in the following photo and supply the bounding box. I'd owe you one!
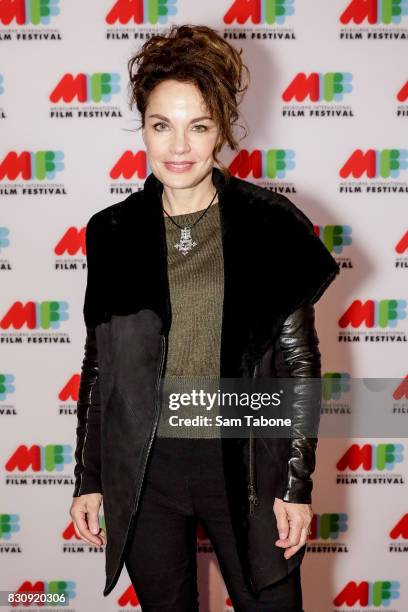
[142,79,220,189]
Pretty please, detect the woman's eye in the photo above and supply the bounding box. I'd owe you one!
[152,123,208,132]
[153,122,168,131]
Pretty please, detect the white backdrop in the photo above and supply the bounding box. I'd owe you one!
[1,1,408,611]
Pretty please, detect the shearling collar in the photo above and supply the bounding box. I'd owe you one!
[84,166,340,375]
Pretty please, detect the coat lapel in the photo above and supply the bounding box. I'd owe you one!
[86,166,340,378]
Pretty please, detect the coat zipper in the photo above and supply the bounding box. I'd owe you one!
[248,361,259,515]
[131,334,166,517]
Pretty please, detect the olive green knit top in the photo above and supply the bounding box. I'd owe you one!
[156,200,224,438]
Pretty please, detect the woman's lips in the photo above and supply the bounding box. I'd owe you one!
[164,162,195,173]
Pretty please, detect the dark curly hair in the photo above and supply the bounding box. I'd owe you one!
[127,24,250,179]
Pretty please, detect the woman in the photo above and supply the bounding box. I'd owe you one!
[69,24,340,611]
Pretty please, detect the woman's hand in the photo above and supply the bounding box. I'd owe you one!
[69,493,106,547]
[273,497,313,559]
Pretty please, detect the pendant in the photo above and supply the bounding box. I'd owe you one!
[174,226,197,256]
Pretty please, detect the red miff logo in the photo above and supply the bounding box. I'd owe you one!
[118,584,141,608]
[395,231,408,254]
[110,151,149,180]
[55,228,86,256]
[397,80,408,102]
[281,73,321,102]
[62,521,81,541]
[393,376,408,401]
[59,375,80,403]
[390,514,408,539]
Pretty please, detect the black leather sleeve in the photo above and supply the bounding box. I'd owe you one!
[277,303,322,504]
[72,326,103,497]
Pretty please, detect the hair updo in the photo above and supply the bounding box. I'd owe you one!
[127,24,250,178]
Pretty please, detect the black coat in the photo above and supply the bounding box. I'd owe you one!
[73,167,340,597]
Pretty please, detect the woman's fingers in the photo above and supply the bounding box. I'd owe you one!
[69,495,104,547]
[75,511,103,546]
[283,526,309,559]
[274,499,312,558]
[273,498,289,541]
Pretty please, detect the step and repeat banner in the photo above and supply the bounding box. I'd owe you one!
[1,1,407,611]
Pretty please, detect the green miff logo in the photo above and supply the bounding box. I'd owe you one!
[314,513,348,539]
[0,514,20,539]
[322,373,350,400]
[0,373,15,400]
[317,225,352,254]
[31,151,64,180]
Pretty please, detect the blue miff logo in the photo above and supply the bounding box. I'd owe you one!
[0,227,10,251]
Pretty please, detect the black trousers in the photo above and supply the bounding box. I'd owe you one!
[124,436,304,612]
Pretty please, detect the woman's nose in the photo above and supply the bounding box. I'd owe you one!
[169,131,191,153]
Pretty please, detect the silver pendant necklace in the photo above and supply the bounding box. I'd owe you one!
[162,188,218,256]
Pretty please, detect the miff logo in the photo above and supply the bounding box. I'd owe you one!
[0,151,64,181]
[393,376,408,400]
[390,513,408,539]
[55,227,86,256]
[224,0,294,24]
[0,514,20,540]
[13,581,76,603]
[340,0,408,25]
[110,151,150,180]
[397,80,408,102]
[49,73,120,103]
[340,149,408,179]
[282,72,353,102]
[0,374,15,401]
[5,444,72,472]
[337,443,404,471]
[338,299,407,328]
[0,301,69,330]
[0,0,60,25]
[310,513,348,540]
[0,227,10,250]
[228,149,295,179]
[395,230,408,254]
[322,373,350,400]
[58,375,80,403]
[106,0,177,24]
[334,580,400,607]
[314,225,352,253]
[117,585,141,608]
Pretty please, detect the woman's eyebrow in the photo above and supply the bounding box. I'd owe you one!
[147,113,213,123]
